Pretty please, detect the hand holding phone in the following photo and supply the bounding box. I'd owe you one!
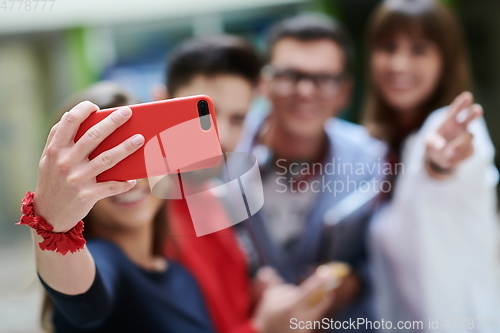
[75,95,222,182]
[307,262,351,306]
[34,101,143,233]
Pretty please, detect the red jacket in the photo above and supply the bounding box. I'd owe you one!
[165,199,258,333]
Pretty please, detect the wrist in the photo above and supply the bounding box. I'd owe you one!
[31,202,69,233]
[17,191,86,255]
[424,157,455,179]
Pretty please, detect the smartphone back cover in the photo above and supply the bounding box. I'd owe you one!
[75,95,222,182]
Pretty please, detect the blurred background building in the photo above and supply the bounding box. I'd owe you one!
[1,0,499,331]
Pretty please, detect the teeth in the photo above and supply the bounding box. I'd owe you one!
[114,190,145,204]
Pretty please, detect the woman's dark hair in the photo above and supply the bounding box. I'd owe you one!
[266,13,355,73]
[41,81,168,332]
[166,35,262,96]
[362,0,470,147]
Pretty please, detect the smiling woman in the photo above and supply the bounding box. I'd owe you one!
[363,0,469,144]
[363,0,500,330]
[32,82,215,333]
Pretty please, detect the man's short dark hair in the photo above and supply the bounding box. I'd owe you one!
[266,13,355,72]
[166,35,262,95]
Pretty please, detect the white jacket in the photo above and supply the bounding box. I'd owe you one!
[369,108,500,332]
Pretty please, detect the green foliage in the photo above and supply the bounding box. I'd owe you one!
[309,0,342,20]
[65,27,97,93]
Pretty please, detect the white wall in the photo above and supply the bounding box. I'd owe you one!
[0,0,307,35]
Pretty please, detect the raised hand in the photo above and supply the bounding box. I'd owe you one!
[424,92,482,178]
[33,101,145,233]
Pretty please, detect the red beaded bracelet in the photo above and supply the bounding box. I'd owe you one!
[16,191,86,255]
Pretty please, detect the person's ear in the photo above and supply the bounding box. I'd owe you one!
[151,84,168,101]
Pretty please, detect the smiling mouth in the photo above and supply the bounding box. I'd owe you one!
[386,76,416,91]
[289,106,319,120]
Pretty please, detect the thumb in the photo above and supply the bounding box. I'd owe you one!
[298,273,336,317]
[426,132,447,151]
[298,273,330,306]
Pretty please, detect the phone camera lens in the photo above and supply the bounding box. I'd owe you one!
[197,100,211,130]
[197,100,209,117]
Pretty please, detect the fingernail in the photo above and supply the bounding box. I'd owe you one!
[132,134,144,145]
[118,107,132,117]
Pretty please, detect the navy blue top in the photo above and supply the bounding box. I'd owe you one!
[39,238,215,333]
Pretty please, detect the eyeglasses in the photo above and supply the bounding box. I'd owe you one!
[262,65,348,97]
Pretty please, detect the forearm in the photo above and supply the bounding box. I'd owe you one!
[34,230,96,295]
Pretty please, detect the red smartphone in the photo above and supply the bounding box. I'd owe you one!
[75,95,222,182]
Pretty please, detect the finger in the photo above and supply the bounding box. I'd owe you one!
[308,289,335,314]
[256,266,284,288]
[425,132,446,152]
[42,123,59,155]
[447,131,473,155]
[84,134,145,179]
[72,107,133,161]
[297,273,330,304]
[51,101,100,147]
[445,91,473,122]
[92,179,137,202]
[443,132,473,167]
[448,134,474,166]
[448,147,474,168]
[460,104,483,127]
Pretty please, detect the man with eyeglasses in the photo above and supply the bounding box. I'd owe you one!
[236,14,387,331]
